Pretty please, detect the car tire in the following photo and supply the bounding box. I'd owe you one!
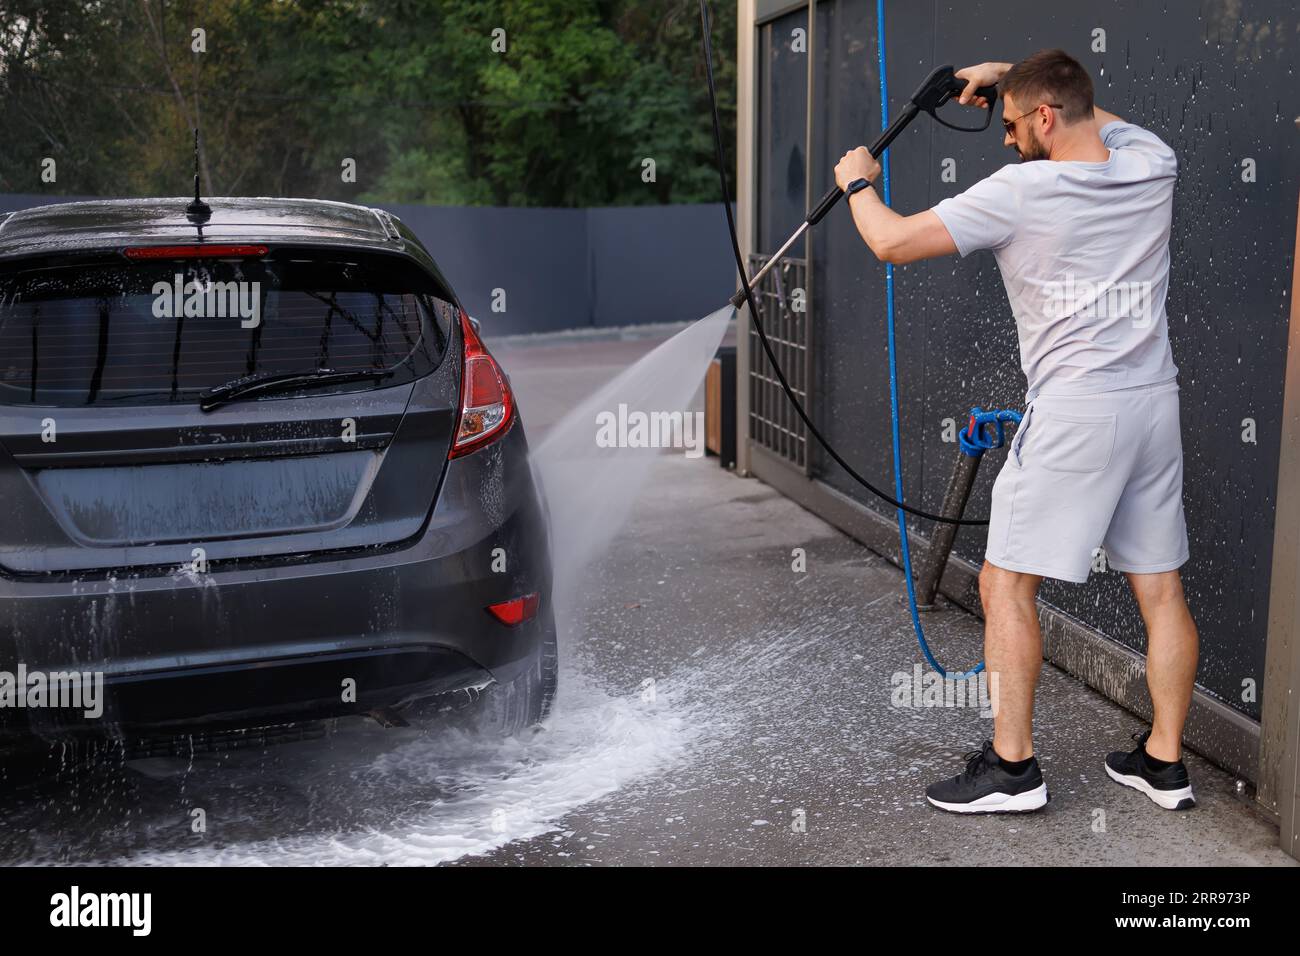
[401,607,558,736]
[474,611,559,736]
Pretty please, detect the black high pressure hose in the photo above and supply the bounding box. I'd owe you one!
[697,0,990,527]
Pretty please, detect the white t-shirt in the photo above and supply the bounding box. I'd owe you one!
[931,121,1179,400]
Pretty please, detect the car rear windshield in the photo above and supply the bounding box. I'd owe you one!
[0,248,455,407]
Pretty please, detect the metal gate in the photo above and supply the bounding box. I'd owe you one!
[746,252,810,473]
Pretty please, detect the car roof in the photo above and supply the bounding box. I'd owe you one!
[0,197,418,262]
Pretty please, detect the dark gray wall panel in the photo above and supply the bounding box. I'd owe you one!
[758,7,811,256]
[809,0,899,501]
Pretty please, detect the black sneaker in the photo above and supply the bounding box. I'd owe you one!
[1104,730,1196,810]
[925,740,1050,814]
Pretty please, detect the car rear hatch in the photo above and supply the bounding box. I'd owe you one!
[0,244,461,574]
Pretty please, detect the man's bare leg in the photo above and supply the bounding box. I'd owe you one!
[924,561,1050,812]
[1125,570,1198,761]
[979,561,1044,761]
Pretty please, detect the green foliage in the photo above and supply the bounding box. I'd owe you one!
[0,0,737,206]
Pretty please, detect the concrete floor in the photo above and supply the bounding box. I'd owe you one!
[476,323,1295,867]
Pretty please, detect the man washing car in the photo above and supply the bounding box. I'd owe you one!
[833,49,1199,813]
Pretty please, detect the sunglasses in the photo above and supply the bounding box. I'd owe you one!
[1002,103,1063,135]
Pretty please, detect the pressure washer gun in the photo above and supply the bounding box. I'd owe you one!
[729,65,997,308]
[912,407,1022,609]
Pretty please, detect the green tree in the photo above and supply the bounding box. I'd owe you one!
[0,0,736,206]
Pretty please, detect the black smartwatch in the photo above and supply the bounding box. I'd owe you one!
[845,177,873,197]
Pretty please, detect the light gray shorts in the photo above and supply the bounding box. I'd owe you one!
[985,379,1189,583]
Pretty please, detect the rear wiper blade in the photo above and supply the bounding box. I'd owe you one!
[198,367,396,412]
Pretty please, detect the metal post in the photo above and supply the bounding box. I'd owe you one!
[1260,188,1300,859]
[734,0,758,477]
[913,449,981,609]
[802,0,816,475]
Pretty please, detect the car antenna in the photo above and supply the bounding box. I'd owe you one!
[185,129,212,225]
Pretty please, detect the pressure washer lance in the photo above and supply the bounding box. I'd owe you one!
[715,60,1002,527]
[912,408,1022,609]
[729,65,997,309]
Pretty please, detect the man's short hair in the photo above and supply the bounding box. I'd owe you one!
[1001,49,1094,124]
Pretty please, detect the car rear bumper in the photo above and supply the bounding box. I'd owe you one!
[0,423,552,745]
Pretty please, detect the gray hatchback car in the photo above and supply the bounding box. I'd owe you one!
[0,197,556,757]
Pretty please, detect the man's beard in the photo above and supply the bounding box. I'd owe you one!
[1016,126,1049,162]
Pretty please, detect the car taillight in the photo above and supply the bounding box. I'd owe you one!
[123,244,268,259]
[486,593,540,626]
[450,310,514,458]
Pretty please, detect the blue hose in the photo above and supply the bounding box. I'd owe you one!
[875,0,982,680]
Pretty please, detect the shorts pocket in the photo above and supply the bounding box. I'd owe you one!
[1011,405,1034,467]
[1022,409,1117,474]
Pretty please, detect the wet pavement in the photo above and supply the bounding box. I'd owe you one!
[0,322,1291,866]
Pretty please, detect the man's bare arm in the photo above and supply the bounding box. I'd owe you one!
[957,61,1124,128]
[846,187,957,265]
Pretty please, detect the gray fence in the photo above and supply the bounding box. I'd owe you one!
[0,194,736,336]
